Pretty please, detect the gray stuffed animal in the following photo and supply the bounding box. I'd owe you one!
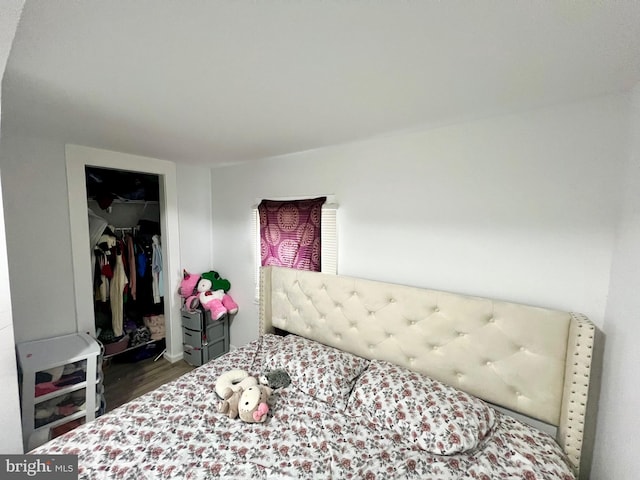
[259,369,291,390]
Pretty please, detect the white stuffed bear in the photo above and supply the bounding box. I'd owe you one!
[196,277,238,320]
[196,277,228,320]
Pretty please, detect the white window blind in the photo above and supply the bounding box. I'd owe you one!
[320,203,338,274]
[252,201,338,300]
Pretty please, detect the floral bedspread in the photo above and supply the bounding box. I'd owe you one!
[31,335,576,479]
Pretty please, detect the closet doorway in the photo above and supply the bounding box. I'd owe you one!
[86,166,166,363]
[66,145,183,364]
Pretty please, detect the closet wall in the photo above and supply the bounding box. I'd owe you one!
[86,167,166,361]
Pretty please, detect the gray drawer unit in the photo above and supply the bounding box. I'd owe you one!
[181,308,229,366]
[181,310,202,331]
[207,320,226,343]
[182,327,201,349]
[182,345,204,367]
[207,338,227,361]
[205,319,229,361]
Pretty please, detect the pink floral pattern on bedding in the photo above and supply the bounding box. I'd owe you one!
[30,335,576,480]
[346,360,495,455]
[265,334,369,410]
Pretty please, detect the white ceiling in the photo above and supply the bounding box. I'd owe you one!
[4,1,640,165]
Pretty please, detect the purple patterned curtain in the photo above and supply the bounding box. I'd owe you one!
[258,197,326,271]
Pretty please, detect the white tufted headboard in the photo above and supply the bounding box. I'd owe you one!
[259,266,598,479]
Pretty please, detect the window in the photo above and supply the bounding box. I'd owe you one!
[252,197,337,299]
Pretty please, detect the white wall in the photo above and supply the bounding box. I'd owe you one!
[176,164,213,274]
[0,0,26,454]
[0,132,76,342]
[591,83,640,479]
[210,93,629,360]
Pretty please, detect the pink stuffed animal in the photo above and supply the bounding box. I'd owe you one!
[178,270,201,312]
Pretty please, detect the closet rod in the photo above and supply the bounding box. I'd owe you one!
[111,226,140,236]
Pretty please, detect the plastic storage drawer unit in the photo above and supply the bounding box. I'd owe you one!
[181,308,229,366]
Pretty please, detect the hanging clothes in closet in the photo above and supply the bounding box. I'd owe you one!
[133,220,164,314]
[92,223,165,357]
[92,228,132,338]
[152,234,163,305]
[86,167,165,361]
[110,242,128,337]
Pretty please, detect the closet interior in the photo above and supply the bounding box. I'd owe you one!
[85,166,166,367]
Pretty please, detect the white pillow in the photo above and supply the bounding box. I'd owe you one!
[346,360,496,455]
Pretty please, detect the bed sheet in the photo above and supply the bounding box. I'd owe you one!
[31,335,576,479]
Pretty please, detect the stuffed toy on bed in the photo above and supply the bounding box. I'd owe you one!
[216,369,273,423]
[217,388,243,419]
[259,369,291,390]
[218,384,273,423]
[215,369,258,399]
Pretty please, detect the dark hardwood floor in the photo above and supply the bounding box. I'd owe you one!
[102,356,196,413]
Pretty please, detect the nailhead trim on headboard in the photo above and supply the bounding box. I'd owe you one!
[557,312,595,478]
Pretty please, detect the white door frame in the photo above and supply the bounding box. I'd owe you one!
[66,144,183,362]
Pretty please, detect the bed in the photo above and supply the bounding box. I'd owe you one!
[30,266,598,479]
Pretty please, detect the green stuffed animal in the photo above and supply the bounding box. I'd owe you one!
[200,270,231,292]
